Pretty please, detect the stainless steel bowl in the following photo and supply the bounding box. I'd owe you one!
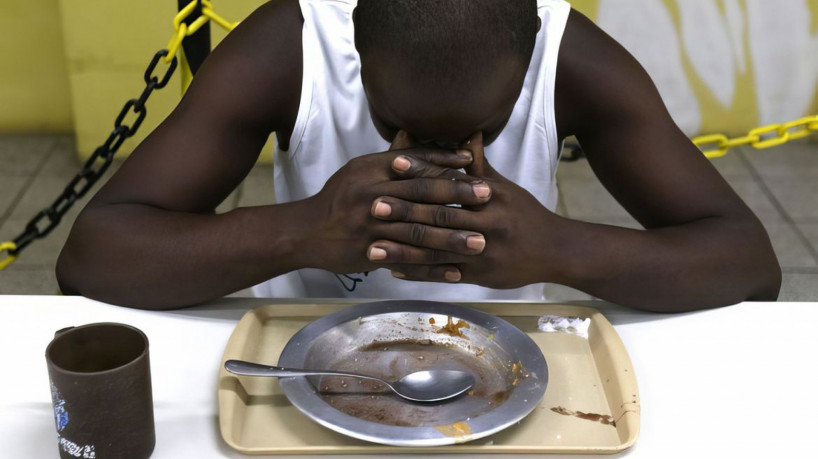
[277,300,548,446]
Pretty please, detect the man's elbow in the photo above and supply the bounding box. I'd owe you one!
[746,253,781,302]
[741,218,782,302]
[56,231,89,297]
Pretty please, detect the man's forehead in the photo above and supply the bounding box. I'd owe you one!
[368,88,500,142]
[362,58,524,142]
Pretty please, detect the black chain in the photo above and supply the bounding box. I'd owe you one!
[8,50,178,256]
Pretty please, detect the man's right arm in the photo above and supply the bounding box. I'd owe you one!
[57,0,490,309]
[57,0,307,309]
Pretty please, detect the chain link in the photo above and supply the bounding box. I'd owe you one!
[0,0,237,269]
[164,0,238,64]
[0,50,178,260]
[693,114,818,158]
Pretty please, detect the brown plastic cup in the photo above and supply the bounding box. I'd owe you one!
[45,323,155,459]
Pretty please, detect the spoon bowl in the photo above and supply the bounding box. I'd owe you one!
[224,359,475,403]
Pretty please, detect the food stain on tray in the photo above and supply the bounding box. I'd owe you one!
[434,421,472,441]
[550,406,617,427]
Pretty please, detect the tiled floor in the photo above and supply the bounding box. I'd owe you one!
[1,134,817,301]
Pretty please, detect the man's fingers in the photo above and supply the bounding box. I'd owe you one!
[372,220,485,255]
[371,197,480,229]
[380,177,491,206]
[389,265,462,283]
[395,149,473,170]
[366,240,471,265]
[391,154,475,181]
[462,131,502,179]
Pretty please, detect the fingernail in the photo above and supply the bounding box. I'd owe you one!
[444,270,462,282]
[368,246,387,261]
[393,156,411,172]
[391,271,406,279]
[472,182,491,198]
[373,200,391,217]
[456,149,472,160]
[466,235,485,252]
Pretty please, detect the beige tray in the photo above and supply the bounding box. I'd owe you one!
[218,302,640,455]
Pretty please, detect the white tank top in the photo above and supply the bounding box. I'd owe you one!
[253,0,570,300]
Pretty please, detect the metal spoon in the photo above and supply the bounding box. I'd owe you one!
[224,359,475,403]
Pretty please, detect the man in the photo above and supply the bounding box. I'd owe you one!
[56,0,781,311]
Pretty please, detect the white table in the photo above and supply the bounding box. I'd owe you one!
[1,295,815,458]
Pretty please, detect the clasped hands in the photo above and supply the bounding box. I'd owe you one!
[306,130,560,289]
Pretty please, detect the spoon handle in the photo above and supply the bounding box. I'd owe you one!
[224,359,386,384]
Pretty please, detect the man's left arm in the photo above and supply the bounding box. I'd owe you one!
[369,10,781,312]
[545,10,781,310]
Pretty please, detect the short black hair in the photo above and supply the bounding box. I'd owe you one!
[354,0,538,83]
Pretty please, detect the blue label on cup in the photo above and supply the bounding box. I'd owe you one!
[50,380,69,432]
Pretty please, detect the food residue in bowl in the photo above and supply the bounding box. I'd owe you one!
[437,316,470,338]
[511,361,529,386]
[316,340,509,427]
[434,421,472,439]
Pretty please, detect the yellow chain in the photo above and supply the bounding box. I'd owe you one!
[0,1,242,271]
[693,114,818,159]
[164,0,239,63]
[0,242,17,271]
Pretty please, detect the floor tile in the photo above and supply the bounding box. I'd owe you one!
[38,143,83,177]
[0,134,57,177]
[0,269,60,295]
[555,157,596,180]
[0,216,72,269]
[6,156,121,224]
[743,142,818,180]
[778,273,818,301]
[216,188,240,214]
[0,176,28,222]
[762,179,818,221]
[796,223,818,254]
[237,165,275,207]
[706,150,754,178]
[761,222,818,269]
[7,174,94,224]
[555,182,568,217]
[722,177,785,224]
[555,148,754,182]
[559,172,775,227]
[557,178,636,224]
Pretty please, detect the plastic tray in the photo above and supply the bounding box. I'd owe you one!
[218,302,639,454]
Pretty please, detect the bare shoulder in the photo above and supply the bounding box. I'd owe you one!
[555,8,668,139]
[184,0,305,141]
[84,0,306,212]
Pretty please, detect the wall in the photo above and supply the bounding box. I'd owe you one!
[57,0,273,161]
[2,0,817,153]
[573,0,818,135]
[0,0,73,132]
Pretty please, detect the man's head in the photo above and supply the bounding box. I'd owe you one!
[354,0,539,147]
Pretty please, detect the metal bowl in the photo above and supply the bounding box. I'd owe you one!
[277,300,548,446]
